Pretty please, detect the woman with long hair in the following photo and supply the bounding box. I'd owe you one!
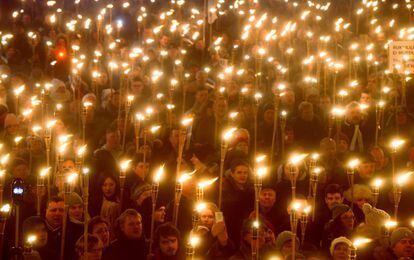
[89,174,121,234]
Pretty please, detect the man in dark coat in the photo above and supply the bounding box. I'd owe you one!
[103,209,148,260]
[44,196,64,255]
[292,101,325,149]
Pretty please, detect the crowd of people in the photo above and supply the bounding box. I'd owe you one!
[1,0,414,259]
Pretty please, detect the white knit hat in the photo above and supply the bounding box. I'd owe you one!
[330,236,352,255]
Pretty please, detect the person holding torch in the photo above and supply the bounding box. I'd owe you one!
[221,159,254,247]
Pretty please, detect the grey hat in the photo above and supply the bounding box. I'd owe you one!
[67,192,83,208]
[331,203,351,220]
[390,227,414,248]
[275,231,300,252]
[131,184,152,201]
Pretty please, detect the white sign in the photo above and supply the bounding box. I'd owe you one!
[389,41,414,74]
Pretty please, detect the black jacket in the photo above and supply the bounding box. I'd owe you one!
[103,234,148,260]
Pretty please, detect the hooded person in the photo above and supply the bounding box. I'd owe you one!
[343,184,374,223]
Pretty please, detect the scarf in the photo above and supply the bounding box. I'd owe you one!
[349,124,364,152]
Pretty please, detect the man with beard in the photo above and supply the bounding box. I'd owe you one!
[151,223,184,259]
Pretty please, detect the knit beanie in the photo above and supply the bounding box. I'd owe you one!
[67,192,83,207]
[275,231,300,252]
[331,203,351,220]
[390,227,414,248]
[131,184,152,201]
[330,236,352,255]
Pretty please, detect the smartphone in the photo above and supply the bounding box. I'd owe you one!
[215,211,224,223]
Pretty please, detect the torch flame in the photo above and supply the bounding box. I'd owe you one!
[303,205,312,214]
[154,165,164,183]
[46,120,57,129]
[353,237,372,248]
[135,113,145,121]
[372,178,383,188]
[150,125,161,133]
[289,153,308,165]
[189,235,200,247]
[67,172,78,184]
[256,167,268,177]
[195,202,207,212]
[390,138,405,150]
[0,154,10,165]
[27,235,37,244]
[178,170,195,183]
[384,220,397,229]
[396,171,413,186]
[120,160,132,172]
[198,177,218,188]
[181,117,193,127]
[331,106,345,116]
[77,145,87,157]
[311,153,320,160]
[0,204,10,213]
[291,201,302,211]
[255,154,267,164]
[347,158,360,169]
[39,167,51,178]
[223,128,237,141]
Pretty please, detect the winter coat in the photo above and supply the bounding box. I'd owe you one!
[102,234,148,260]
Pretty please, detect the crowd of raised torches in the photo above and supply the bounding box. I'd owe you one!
[2,0,414,258]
